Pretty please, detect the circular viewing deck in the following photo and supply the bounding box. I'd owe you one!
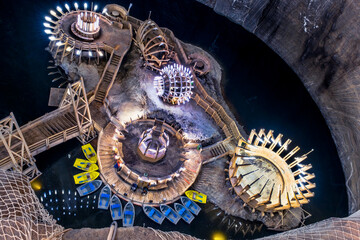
[97,119,202,206]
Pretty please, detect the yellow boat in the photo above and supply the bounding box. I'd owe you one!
[73,158,99,172]
[82,143,97,163]
[73,171,99,184]
[185,190,207,204]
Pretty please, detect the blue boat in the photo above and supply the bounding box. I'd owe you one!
[174,203,194,224]
[160,204,181,224]
[181,196,201,215]
[123,202,135,227]
[76,180,102,197]
[143,205,165,225]
[110,195,122,220]
[98,185,111,210]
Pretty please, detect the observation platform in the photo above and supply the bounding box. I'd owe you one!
[56,10,131,53]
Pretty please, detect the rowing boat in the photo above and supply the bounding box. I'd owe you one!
[73,158,99,172]
[82,143,97,163]
[160,204,181,224]
[73,171,99,184]
[110,195,123,220]
[181,196,201,215]
[143,205,165,225]
[76,180,102,197]
[174,203,194,224]
[185,190,207,204]
[123,202,135,227]
[98,185,111,210]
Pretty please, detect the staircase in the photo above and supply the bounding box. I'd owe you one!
[202,137,236,165]
[210,142,229,157]
[191,72,242,141]
[94,51,122,103]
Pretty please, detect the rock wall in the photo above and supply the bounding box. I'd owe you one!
[196,0,360,214]
[63,226,198,240]
[261,210,360,239]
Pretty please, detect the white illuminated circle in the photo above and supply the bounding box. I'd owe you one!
[153,63,194,105]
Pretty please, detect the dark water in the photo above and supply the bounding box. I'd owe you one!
[0,0,347,239]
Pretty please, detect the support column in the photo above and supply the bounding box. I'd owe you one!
[60,77,96,143]
[0,112,40,180]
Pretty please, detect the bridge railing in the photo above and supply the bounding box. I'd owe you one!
[28,125,80,156]
[18,106,72,134]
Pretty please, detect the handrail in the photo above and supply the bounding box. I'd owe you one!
[192,75,242,141]
[16,106,72,133]
[93,49,115,98]
[0,120,88,169]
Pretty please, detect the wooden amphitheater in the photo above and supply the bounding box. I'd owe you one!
[97,120,202,206]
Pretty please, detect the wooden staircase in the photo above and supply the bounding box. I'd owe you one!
[94,51,123,103]
[210,142,229,157]
[202,137,235,165]
[191,72,242,141]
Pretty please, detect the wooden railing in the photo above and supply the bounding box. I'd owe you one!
[168,30,242,142]
[28,125,80,156]
[192,75,242,141]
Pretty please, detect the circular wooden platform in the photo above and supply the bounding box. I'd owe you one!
[121,120,184,177]
[97,121,202,206]
[228,135,314,213]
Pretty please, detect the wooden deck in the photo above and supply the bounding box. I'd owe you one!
[97,122,202,206]
[228,134,315,213]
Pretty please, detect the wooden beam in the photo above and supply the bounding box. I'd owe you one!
[262,130,274,147]
[248,129,256,144]
[293,164,312,176]
[269,133,283,150]
[283,146,300,161]
[276,139,291,155]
